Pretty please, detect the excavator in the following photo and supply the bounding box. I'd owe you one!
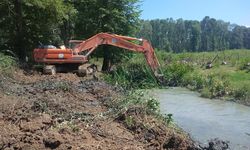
[33,33,163,81]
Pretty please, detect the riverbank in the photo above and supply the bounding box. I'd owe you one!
[0,71,197,149]
[0,53,200,149]
[105,49,250,106]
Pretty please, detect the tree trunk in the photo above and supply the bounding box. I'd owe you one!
[101,45,112,72]
[14,0,26,61]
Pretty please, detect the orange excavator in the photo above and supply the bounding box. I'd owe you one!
[33,33,163,81]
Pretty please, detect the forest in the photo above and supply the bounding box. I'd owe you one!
[137,17,250,52]
[0,0,140,71]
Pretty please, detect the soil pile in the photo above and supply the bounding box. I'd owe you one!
[0,69,227,150]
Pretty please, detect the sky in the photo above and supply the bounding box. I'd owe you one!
[140,0,250,27]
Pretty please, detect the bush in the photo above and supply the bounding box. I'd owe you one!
[163,63,194,86]
[233,85,250,101]
[183,72,205,90]
[203,75,231,98]
[104,54,158,89]
[201,87,213,98]
[105,90,160,117]
[0,52,16,73]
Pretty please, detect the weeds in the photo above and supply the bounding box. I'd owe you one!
[0,52,16,74]
[233,85,250,102]
[163,114,174,125]
[104,54,159,89]
[104,49,250,105]
[124,115,135,128]
[163,62,194,86]
[55,82,71,91]
[53,120,80,133]
[108,90,160,115]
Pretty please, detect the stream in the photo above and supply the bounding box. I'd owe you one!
[154,87,250,150]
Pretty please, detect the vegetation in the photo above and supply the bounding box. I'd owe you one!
[137,17,250,52]
[1,1,250,71]
[105,49,250,105]
[1,1,249,106]
[104,53,159,89]
[0,52,16,73]
[104,89,174,126]
[0,0,140,71]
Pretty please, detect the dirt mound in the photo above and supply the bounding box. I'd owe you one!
[0,69,225,150]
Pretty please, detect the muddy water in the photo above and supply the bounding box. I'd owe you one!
[154,87,250,150]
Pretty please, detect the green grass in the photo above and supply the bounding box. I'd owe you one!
[104,53,159,89]
[228,71,250,87]
[104,49,250,105]
[160,49,250,104]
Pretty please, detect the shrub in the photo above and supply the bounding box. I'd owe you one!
[183,72,205,90]
[104,54,158,89]
[233,85,250,101]
[163,63,194,86]
[0,52,16,73]
[201,87,212,98]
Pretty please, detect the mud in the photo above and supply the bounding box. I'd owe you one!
[0,69,228,150]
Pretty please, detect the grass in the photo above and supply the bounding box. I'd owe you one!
[0,52,16,73]
[104,49,250,105]
[104,53,159,89]
[228,71,250,87]
[162,49,250,104]
[103,89,174,127]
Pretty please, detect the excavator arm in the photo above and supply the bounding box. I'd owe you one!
[70,33,161,76]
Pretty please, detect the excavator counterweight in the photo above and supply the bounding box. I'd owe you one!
[33,33,163,82]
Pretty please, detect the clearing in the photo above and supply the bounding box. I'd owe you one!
[0,69,196,150]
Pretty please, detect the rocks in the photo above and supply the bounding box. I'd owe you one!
[207,138,230,150]
[195,138,230,150]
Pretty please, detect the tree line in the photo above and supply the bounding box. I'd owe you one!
[0,0,140,70]
[137,16,250,52]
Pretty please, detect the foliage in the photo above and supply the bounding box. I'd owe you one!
[55,82,71,92]
[105,90,160,116]
[233,85,250,101]
[0,0,140,65]
[106,49,250,105]
[183,71,205,90]
[124,115,135,128]
[107,89,175,126]
[163,114,174,125]
[204,75,231,98]
[0,53,16,73]
[163,63,194,86]
[73,0,141,71]
[104,54,158,89]
[0,0,76,60]
[137,17,250,53]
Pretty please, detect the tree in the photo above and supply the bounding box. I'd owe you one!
[243,28,250,49]
[136,17,250,53]
[74,0,141,71]
[0,0,75,60]
[230,26,245,49]
[137,20,153,42]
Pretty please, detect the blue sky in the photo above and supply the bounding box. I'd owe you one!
[140,0,250,27]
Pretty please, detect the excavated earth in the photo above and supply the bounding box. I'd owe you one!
[0,69,228,150]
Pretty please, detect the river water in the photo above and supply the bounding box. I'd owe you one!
[154,87,250,150]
